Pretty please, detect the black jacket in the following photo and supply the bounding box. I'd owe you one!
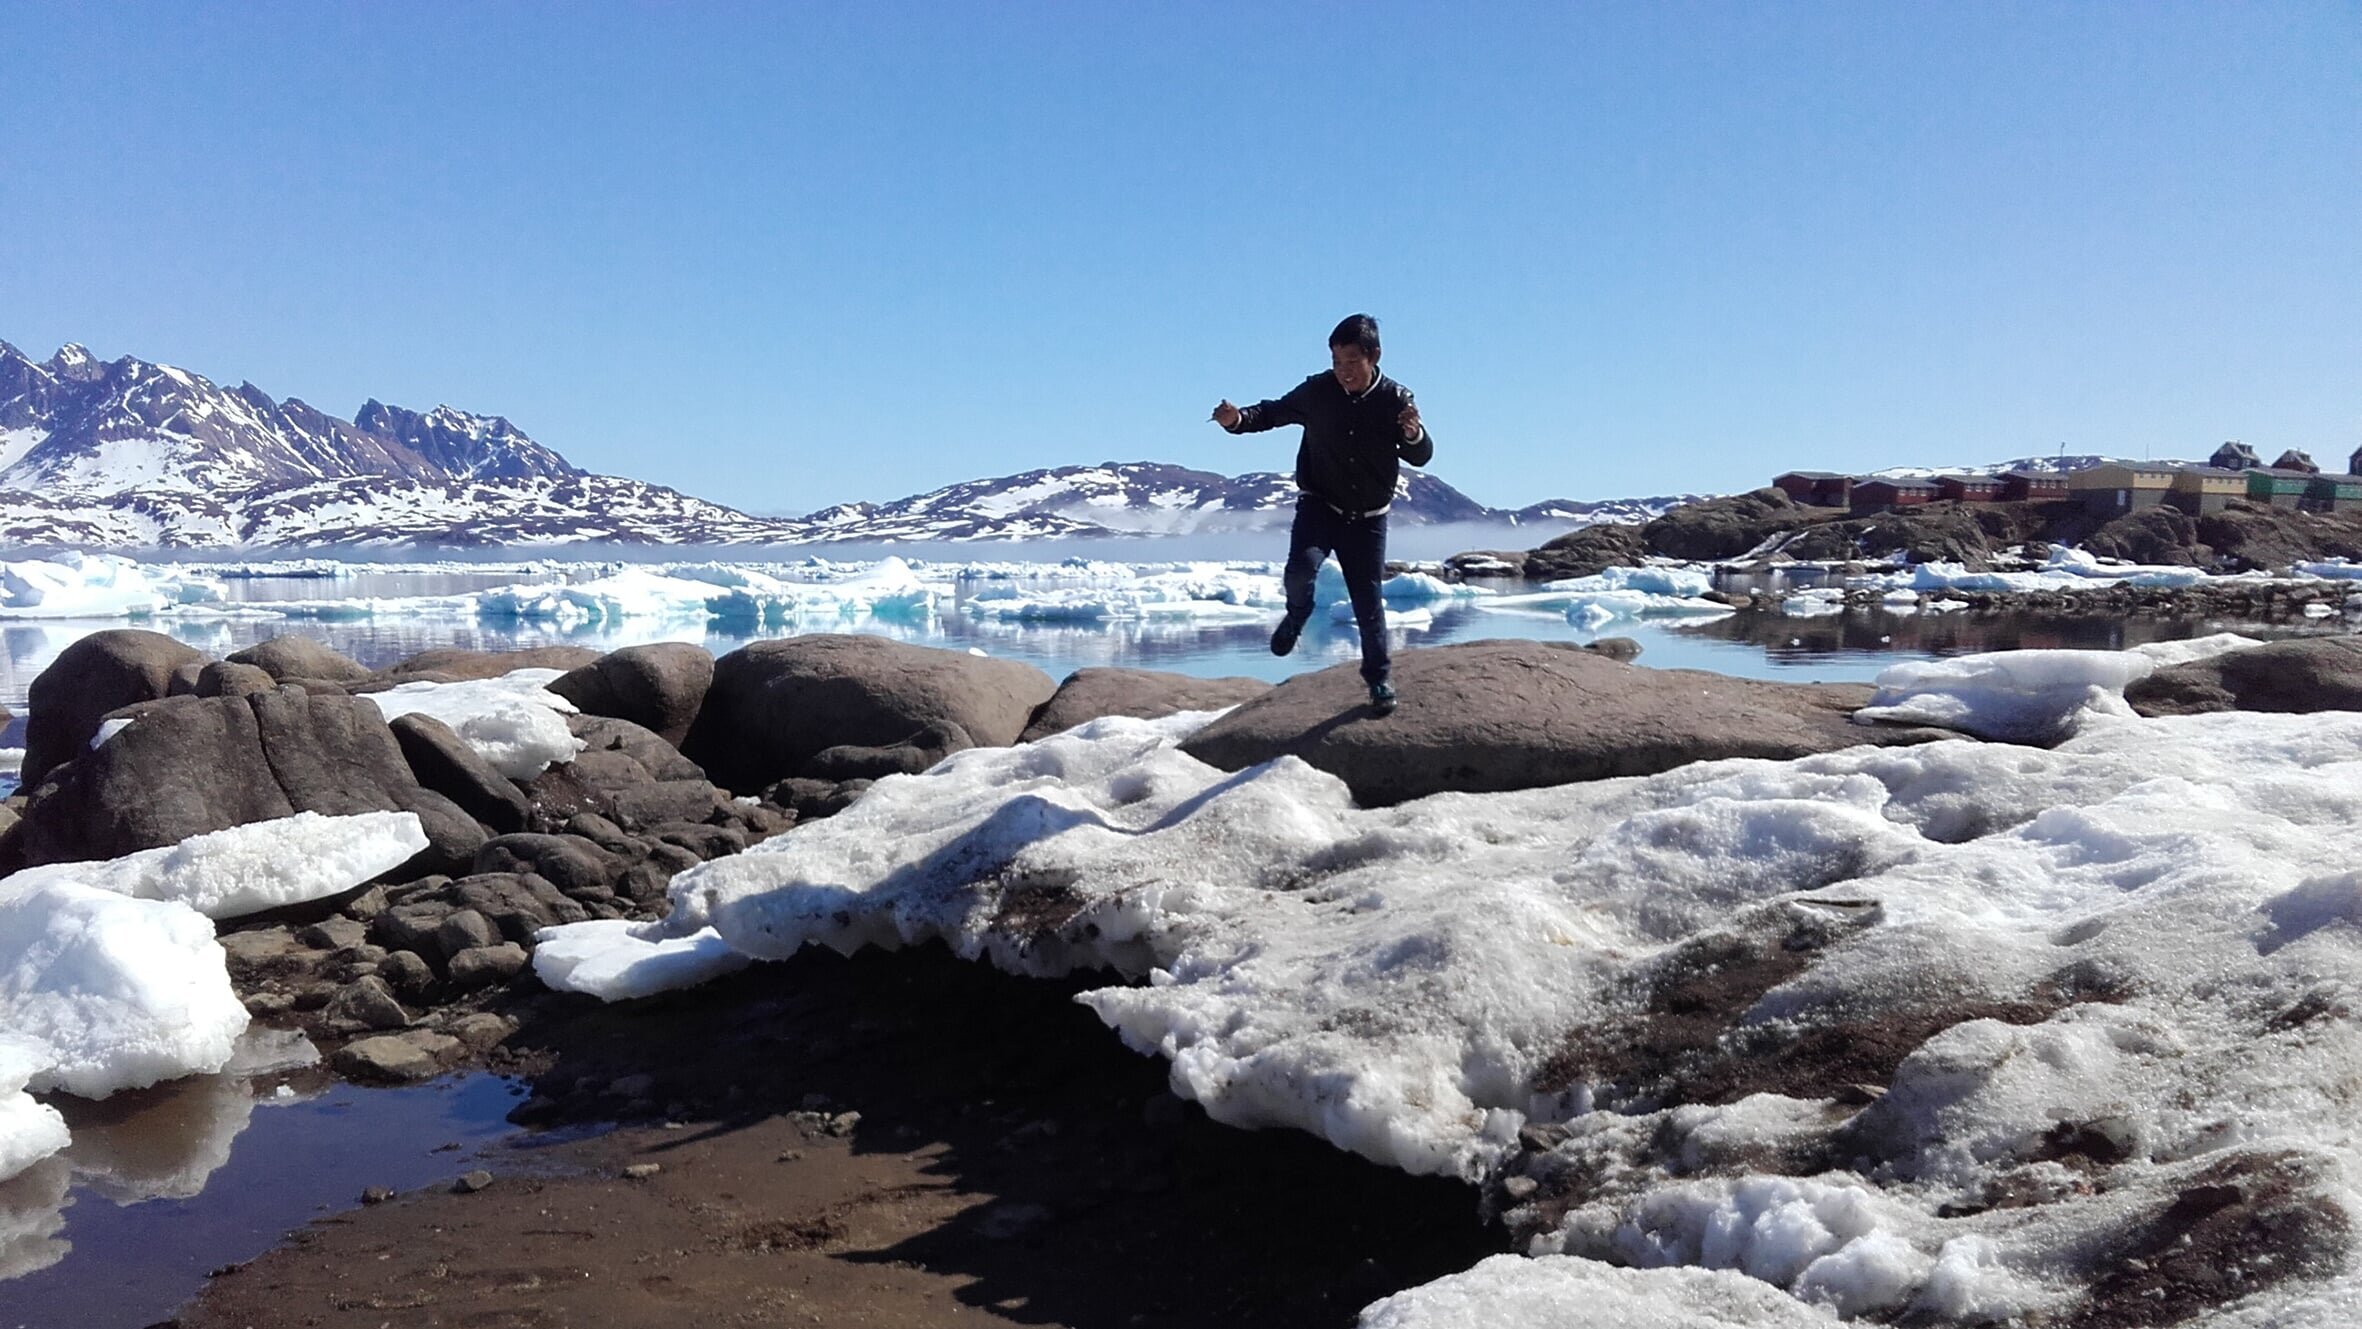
[1228,372,1434,514]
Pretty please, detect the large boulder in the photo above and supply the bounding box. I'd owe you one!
[1178,639,1954,806]
[546,644,714,745]
[227,635,374,684]
[21,629,207,790]
[682,635,1058,793]
[3,688,484,874]
[373,645,604,685]
[390,713,532,834]
[2127,637,2362,717]
[1020,668,1272,743]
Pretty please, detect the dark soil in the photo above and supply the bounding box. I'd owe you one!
[171,943,1502,1329]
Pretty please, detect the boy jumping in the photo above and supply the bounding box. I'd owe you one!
[1211,313,1433,716]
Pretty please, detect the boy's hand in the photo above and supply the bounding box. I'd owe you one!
[1211,400,1242,430]
[1399,401,1423,440]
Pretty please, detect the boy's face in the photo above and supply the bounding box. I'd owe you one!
[1330,342,1376,394]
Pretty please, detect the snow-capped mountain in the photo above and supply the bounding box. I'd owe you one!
[784,462,1701,542]
[0,340,1695,548]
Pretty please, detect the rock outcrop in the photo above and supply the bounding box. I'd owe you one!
[682,635,1058,793]
[1179,639,1954,806]
[1021,668,1272,743]
[2127,637,2362,717]
[547,643,714,745]
[4,688,483,874]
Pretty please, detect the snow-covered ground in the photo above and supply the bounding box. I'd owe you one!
[533,645,2362,1325]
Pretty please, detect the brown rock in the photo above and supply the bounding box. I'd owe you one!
[228,635,374,683]
[2128,638,2362,717]
[21,629,207,791]
[547,644,715,745]
[683,635,1057,793]
[1020,668,1271,743]
[389,712,531,834]
[1178,639,1955,806]
[374,646,603,684]
[196,660,277,699]
[4,689,482,874]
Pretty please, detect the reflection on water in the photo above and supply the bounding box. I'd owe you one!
[0,1064,523,1329]
[1675,606,2351,674]
[5,571,2356,721]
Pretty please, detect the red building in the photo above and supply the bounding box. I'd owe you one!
[1772,471,1854,507]
[1935,475,2003,502]
[1997,470,2070,502]
[1850,478,1939,512]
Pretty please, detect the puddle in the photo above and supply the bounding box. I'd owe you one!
[0,1060,533,1329]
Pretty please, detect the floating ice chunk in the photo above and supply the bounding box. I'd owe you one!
[2298,559,2362,581]
[530,919,752,1000]
[359,668,585,779]
[0,811,426,919]
[0,879,249,1098]
[1357,1253,1840,1328]
[0,552,225,619]
[0,1036,69,1183]
[1542,565,1715,598]
[89,717,135,749]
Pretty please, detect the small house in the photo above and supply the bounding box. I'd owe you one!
[2168,465,2247,515]
[1772,471,1854,508]
[2067,463,2178,516]
[2245,467,2313,510]
[1850,478,1939,512]
[2209,441,2263,471]
[1997,470,2070,502]
[2303,473,2362,514]
[2273,449,2320,474]
[1935,474,2003,502]
[2351,445,2362,477]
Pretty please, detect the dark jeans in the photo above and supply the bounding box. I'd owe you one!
[1282,497,1391,686]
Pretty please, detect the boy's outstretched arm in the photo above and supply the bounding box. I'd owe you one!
[1212,381,1312,434]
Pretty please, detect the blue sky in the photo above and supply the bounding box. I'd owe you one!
[4,2,2357,513]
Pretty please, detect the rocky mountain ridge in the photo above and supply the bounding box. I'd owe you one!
[0,340,1694,549]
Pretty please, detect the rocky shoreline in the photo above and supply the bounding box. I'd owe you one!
[8,623,2362,1326]
[1443,487,2362,617]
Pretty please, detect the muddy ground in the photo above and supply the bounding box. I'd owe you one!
[168,945,1501,1328]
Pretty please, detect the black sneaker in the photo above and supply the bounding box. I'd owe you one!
[1368,681,1398,716]
[1270,614,1308,657]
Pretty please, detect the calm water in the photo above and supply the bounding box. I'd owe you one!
[4,571,2351,721]
[0,1069,532,1329]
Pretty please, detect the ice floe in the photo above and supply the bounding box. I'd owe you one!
[0,1039,69,1185]
[1853,632,2261,741]
[0,553,223,619]
[0,812,415,1106]
[357,669,585,779]
[0,811,426,920]
[538,667,2362,1325]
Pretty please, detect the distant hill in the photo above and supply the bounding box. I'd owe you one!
[0,339,1697,549]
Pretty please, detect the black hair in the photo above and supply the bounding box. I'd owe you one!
[1328,313,1381,362]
